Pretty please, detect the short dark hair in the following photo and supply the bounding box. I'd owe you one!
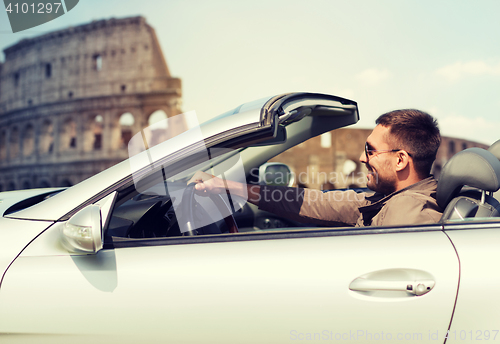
[376,109,441,178]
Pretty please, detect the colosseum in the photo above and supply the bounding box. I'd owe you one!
[0,16,183,191]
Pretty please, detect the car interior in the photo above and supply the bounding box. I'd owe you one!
[104,158,313,240]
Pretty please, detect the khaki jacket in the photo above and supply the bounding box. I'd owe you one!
[258,177,442,227]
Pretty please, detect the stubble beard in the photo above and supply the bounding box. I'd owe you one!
[366,166,397,195]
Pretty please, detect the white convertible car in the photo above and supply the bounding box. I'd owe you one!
[1,93,500,344]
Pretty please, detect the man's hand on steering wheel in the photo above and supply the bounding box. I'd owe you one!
[188,171,225,195]
[183,173,239,235]
[187,171,261,206]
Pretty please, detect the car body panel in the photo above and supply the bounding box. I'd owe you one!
[444,223,500,342]
[0,217,52,284]
[0,188,62,216]
[0,226,458,343]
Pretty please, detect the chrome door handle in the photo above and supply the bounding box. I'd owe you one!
[349,278,435,296]
[349,269,436,297]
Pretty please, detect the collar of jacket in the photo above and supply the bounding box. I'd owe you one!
[358,176,437,214]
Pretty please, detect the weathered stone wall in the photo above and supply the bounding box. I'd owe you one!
[0,16,183,191]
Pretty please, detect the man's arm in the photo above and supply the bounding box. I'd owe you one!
[188,171,261,206]
[188,171,366,227]
[258,185,365,226]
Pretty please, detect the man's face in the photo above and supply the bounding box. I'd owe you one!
[359,125,398,194]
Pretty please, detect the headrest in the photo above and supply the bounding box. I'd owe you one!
[488,139,500,160]
[437,147,500,208]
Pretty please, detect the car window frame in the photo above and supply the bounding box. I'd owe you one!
[104,223,445,249]
[99,127,458,249]
[101,143,447,249]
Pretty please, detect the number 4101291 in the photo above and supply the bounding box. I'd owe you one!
[5,2,62,14]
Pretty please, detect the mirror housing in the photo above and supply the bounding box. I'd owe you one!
[61,204,102,254]
[259,162,294,187]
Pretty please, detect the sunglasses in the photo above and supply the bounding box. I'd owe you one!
[364,142,412,158]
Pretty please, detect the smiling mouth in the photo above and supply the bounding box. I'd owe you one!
[366,168,378,182]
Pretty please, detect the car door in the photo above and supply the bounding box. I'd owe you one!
[444,220,500,343]
[0,224,458,343]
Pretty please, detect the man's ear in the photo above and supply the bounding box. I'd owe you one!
[394,151,411,172]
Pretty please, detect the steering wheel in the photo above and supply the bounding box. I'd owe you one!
[180,183,238,236]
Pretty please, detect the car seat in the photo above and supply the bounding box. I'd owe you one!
[488,139,500,160]
[488,139,500,202]
[437,147,500,222]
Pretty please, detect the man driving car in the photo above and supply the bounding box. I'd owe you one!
[189,109,442,227]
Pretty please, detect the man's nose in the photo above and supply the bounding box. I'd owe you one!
[359,150,367,163]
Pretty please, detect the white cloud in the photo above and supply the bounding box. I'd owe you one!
[436,60,500,81]
[436,114,499,145]
[355,68,391,85]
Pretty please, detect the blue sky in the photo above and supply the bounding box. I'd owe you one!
[1,0,499,144]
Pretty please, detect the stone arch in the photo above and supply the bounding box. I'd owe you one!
[148,109,168,127]
[60,117,77,152]
[119,112,135,149]
[448,140,456,156]
[10,126,20,159]
[149,107,189,138]
[84,114,104,151]
[320,132,332,148]
[22,180,32,189]
[0,130,6,161]
[45,63,52,78]
[7,181,16,191]
[352,160,367,186]
[22,123,35,157]
[343,159,357,176]
[147,109,169,147]
[93,54,102,71]
[38,179,51,188]
[40,120,54,154]
[59,179,73,187]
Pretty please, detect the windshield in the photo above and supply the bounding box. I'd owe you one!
[167,147,246,184]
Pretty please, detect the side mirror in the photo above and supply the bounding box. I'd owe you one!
[258,162,294,187]
[61,204,102,254]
